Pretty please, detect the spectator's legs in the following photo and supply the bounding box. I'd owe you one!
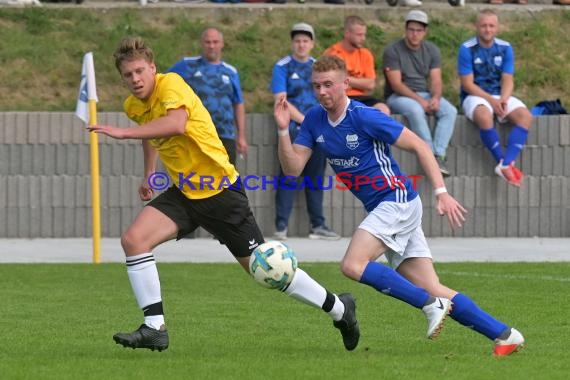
[274,166,299,232]
[387,94,434,152]
[504,105,533,165]
[471,104,504,163]
[302,147,327,229]
[433,97,458,157]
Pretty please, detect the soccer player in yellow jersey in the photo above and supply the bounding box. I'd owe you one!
[88,37,359,352]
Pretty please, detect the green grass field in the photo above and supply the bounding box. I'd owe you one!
[2,262,569,379]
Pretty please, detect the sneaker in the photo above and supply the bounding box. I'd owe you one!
[494,160,523,187]
[435,155,451,177]
[272,228,287,241]
[309,226,341,241]
[422,297,452,339]
[333,293,360,351]
[113,324,169,352]
[493,328,525,356]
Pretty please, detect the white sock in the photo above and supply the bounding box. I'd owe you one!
[126,253,164,329]
[284,268,344,320]
[329,294,345,322]
[145,315,165,330]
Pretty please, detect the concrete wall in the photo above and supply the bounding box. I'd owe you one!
[0,112,568,237]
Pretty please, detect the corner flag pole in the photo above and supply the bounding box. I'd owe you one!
[76,52,101,264]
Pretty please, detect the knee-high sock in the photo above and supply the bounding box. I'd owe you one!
[449,293,508,340]
[360,261,429,308]
[284,268,344,321]
[479,128,504,163]
[503,125,528,166]
[126,253,164,329]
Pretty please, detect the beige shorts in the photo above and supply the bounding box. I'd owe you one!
[358,196,431,269]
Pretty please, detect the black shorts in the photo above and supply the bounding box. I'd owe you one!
[349,95,384,107]
[147,184,264,258]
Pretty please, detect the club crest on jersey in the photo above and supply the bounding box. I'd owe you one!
[493,56,502,67]
[346,134,359,150]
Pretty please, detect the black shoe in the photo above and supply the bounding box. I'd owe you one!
[113,324,169,352]
[333,293,360,351]
[435,155,451,177]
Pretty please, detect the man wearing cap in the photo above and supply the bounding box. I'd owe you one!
[167,27,247,166]
[382,10,457,177]
[324,15,390,115]
[270,23,340,241]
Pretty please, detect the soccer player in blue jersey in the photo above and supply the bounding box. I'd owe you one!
[275,54,525,355]
[168,27,247,165]
[458,9,533,187]
[270,22,340,241]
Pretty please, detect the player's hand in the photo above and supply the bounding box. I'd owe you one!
[436,193,467,229]
[87,124,127,139]
[236,136,248,157]
[273,96,291,132]
[139,179,154,202]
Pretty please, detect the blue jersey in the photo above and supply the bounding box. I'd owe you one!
[270,55,318,133]
[295,100,419,212]
[167,56,244,140]
[457,37,515,104]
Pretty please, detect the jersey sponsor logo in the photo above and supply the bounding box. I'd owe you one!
[346,134,359,150]
[327,156,360,168]
[493,55,502,67]
[316,134,325,143]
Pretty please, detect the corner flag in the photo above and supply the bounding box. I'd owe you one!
[76,52,102,264]
[75,52,98,124]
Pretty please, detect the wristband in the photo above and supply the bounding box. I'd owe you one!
[434,187,447,196]
[278,129,289,137]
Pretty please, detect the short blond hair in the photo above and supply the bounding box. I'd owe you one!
[113,36,154,71]
[313,55,347,74]
[344,15,366,31]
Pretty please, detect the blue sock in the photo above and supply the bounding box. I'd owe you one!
[479,128,504,163]
[449,293,508,340]
[503,125,528,166]
[360,261,429,309]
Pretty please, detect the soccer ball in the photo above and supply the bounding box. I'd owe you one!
[249,241,298,290]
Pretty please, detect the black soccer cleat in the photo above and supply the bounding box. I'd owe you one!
[333,293,360,351]
[113,324,169,352]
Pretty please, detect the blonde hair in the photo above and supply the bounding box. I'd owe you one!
[313,55,347,74]
[113,36,154,71]
[477,8,499,22]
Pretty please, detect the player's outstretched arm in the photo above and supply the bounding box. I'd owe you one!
[394,128,467,229]
[87,108,188,140]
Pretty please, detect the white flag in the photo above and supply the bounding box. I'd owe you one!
[75,52,98,124]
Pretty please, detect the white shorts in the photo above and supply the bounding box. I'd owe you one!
[358,196,431,269]
[462,95,527,123]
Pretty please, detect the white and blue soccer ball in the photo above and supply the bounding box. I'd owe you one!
[249,241,298,290]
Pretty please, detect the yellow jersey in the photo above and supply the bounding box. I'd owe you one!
[124,73,238,199]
